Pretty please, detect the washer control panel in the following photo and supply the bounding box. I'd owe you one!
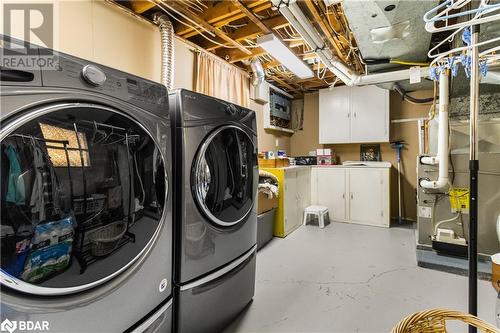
[42,50,168,115]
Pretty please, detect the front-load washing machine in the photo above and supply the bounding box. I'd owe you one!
[169,89,258,333]
[0,36,173,332]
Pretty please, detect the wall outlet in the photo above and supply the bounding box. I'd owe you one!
[275,138,280,147]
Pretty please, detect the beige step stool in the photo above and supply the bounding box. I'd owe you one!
[303,205,330,228]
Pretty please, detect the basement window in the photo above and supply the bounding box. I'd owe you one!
[39,123,90,167]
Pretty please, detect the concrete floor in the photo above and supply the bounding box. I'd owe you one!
[225,222,497,333]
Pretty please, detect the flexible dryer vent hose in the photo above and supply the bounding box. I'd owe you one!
[250,58,265,86]
[153,13,174,90]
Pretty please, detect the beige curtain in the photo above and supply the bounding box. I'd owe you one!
[195,51,250,107]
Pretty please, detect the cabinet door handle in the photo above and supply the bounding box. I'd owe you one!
[350,193,353,199]
[353,112,357,118]
[347,112,350,118]
[342,193,345,199]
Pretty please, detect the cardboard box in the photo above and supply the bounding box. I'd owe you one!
[258,158,290,168]
[317,155,332,165]
[275,158,290,168]
[258,192,278,214]
[258,158,276,168]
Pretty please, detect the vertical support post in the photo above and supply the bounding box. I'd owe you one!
[468,24,480,333]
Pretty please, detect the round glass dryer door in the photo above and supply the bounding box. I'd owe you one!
[193,125,256,227]
[0,103,167,295]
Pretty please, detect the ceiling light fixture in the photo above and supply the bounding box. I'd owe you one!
[257,34,314,79]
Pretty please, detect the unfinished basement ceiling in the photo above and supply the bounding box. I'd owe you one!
[341,0,438,72]
[109,0,442,95]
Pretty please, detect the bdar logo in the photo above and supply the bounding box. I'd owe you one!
[0,319,49,332]
[0,319,17,333]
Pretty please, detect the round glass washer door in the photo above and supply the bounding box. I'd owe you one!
[193,125,257,227]
[0,103,167,295]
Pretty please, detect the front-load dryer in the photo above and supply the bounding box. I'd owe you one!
[0,36,173,332]
[169,89,258,333]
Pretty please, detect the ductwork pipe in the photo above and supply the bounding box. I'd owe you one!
[272,0,429,86]
[153,13,174,90]
[250,58,265,86]
[420,71,450,190]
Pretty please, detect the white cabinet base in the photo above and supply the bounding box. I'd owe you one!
[311,166,391,228]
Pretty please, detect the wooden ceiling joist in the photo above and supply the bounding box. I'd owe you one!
[229,0,271,34]
[302,1,346,62]
[218,47,267,64]
[262,60,281,69]
[268,75,301,94]
[199,15,289,51]
[129,0,155,14]
[182,2,273,39]
[176,0,271,38]
[111,0,361,95]
[157,0,252,55]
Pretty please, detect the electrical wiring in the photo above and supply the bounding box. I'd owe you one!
[154,1,215,37]
[428,80,438,121]
[254,12,267,20]
[225,23,248,29]
[364,58,430,66]
[394,84,435,105]
[186,1,204,14]
[243,39,260,48]
[284,25,299,39]
[433,213,461,236]
[157,7,238,49]
[391,60,430,66]
[274,29,287,40]
[328,77,341,89]
[196,0,208,9]
[316,57,328,80]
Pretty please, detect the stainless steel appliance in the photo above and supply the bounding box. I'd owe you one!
[1,35,173,332]
[169,89,257,333]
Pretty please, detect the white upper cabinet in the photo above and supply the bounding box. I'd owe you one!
[319,85,389,143]
[319,86,350,144]
[350,86,389,142]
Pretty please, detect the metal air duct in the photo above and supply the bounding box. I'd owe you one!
[250,58,265,86]
[153,13,175,90]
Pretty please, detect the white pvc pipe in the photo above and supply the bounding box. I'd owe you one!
[353,66,430,86]
[420,71,449,190]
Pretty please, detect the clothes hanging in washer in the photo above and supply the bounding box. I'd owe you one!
[5,144,26,205]
[29,139,64,222]
[117,145,134,219]
[30,143,46,221]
